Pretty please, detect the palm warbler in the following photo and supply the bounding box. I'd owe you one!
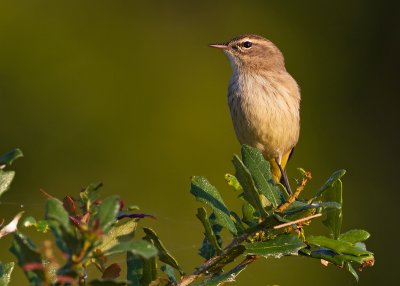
[210,34,300,194]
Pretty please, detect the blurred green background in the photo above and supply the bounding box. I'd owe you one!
[0,0,398,285]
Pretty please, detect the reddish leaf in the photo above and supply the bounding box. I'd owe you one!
[63,196,77,215]
[101,263,121,279]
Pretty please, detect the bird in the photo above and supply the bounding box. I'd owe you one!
[209,34,300,194]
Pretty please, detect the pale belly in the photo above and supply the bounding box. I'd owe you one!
[228,74,300,160]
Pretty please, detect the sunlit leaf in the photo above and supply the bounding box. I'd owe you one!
[0,170,15,198]
[0,261,14,286]
[232,155,269,218]
[190,176,237,235]
[315,169,346,197]
[98,220,137,253]
[339,229,370,244]
[245,234,306,258]
[105,240,157,259]
[322,180,343,239]
[240,145,284,207]
[307,236,373,257]
[224,174,242,192]
[95,195,120,233]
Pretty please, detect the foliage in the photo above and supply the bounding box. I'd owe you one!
[0,146,375,285]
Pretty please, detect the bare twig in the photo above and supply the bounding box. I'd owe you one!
[276,171,312,212]
[273,213,322,229]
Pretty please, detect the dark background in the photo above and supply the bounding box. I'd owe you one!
[0,0,398,285]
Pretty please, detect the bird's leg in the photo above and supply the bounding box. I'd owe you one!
[275,158,293,195]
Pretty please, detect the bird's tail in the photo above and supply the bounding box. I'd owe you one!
[269,148,294,184]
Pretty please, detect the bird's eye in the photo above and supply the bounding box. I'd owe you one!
[243,41,252,48]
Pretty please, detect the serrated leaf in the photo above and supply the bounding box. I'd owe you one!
[307,247,372,267]
[127,252,143,286]
[315,169,346,197]
[95,195,120,233]
[0,149,23,166]
[161,264,178,285]
[0,170,15,198]
[98,220,137,253]
[307,236,373,257]
[240,145,284,207]
[196,208,221,258]
[0,261,14,286]
[245,234,306,258]
[190,176,237,235]
[105,240,157,259]
[232,155,269,218]
[9,233,45,285]
[339,229,370,244]
[143,228,183,275]
[322,180,343,239]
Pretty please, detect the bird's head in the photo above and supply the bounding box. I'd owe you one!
[209,34,285,72]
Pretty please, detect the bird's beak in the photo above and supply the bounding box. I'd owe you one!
[209,43,228,49]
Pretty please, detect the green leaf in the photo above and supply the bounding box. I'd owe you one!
[193,260,249,286]
[307,236,373,257]
[45,198,71,231]
[98,220,137,253]
[196,208,222,258]
[141,255,157,286]
[346,262,359,282]
[0,149,23,166]
[245,234,306,258]
[224,174,242,192]
[240,145,284,207]
[105,240,157,259]
[127,252,143,286]
[339,229,370,244]
[9,233,45,285]
[161,264,178,285]
[232,155,269,218]
[0,262,14,286]
[0,170,15,198]
[94,195,120,233]
[322,180,343,239]
[22,217,49,233]
[315,169,346,197]
[143,228,184,275]
[241,202,257,226]
[190,176,237,235]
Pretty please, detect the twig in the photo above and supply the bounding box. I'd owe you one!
[178,222,267,286]
[273,213,322,229]
[276,171,312,212]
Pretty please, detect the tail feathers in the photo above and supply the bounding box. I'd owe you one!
[269,147,295,184]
